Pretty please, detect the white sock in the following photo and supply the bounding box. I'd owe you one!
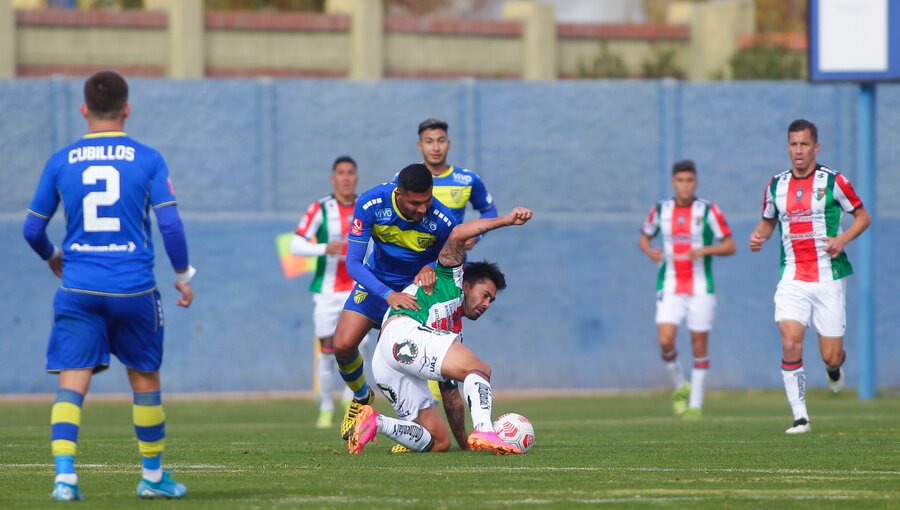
[376,414,433,451]
[142,468,163,483]
[55,473,78,485]
[689,363,708,409]
[663,350,685,388]
[318,352,337,412]
[782,364,808,421]
[463,371,493,431]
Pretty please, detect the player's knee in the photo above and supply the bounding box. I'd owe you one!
[471,360,491,379]
[332,334,357,358]
[823,351,843,368]
[430,435,451,452]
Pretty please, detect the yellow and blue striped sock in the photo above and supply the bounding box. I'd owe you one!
[336,350,370,402]
[133,391,165,483]
[51,388,84,484]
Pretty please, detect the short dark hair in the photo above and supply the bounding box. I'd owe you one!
[464,260,507,292]
[789,119,818,142]
[84,71,128,119]
[332,155,357,171]
[397,163,433,193]
[672,159,696,176]
[418,118,448,136]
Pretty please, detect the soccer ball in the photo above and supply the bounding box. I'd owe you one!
[492,413,535,453]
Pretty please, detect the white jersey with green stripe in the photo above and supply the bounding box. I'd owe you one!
[641,198,731,295]
[761,164,863,282]
[388,263,463,334]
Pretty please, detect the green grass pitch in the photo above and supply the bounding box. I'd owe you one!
[2,390,898,509]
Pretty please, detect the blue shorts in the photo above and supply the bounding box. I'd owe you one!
[342,283,390,326]
[46,289,164,373]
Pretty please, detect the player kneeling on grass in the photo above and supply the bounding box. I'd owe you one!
[348,207,533,455]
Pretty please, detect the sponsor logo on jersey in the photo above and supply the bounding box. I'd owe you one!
[420,355,438,375]
[351,218,363,236]
[783,231,819,241]
[377,383,398,404]
[353,289,368,303]
[780,209,821,223]
[416,236,435,249]
[423,220,438,232]
[392,340,418,364]
[70,241,136,253]
[452,173,473,185]
[375,208,392,220]
[814,187,825,200]
[795,186,803,203]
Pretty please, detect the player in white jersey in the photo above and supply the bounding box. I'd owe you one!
[347,207,533,455]
[412,118,499,449]
[640,160,735,418]
[750,119,870,434]
[290,156,368,429]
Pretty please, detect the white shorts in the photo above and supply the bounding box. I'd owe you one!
[313,291,350,339]
[774,279,846,337]
[655,292,716,332]
[371,316,457,421]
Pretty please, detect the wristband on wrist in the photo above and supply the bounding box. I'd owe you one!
[175,265,196,284]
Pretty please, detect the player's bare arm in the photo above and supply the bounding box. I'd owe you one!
[639,234,663,263]
[690,235,736,259]
[824,206,871,258]
[438,207,534,268]
[441,387,470,450]
[749,219,777,252]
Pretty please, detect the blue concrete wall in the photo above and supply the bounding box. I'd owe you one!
[2,78,898,394]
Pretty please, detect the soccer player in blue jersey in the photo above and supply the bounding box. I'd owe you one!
[334,163,456,440]
[22,71,194,501]
[416,118,498,248]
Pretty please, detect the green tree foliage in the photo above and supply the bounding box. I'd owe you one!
[730,43,805,79]
[578,41,630,79]
[640,45,684,79]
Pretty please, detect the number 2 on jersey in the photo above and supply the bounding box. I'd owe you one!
[82,165,121,232]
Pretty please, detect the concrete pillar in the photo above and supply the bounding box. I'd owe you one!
[0,0,14,77]
[147,0,204,78]
[502,1,557,81]
[327,0,383,80]
[668,0,754,80]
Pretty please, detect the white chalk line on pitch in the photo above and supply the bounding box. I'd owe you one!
[4,463,897,478]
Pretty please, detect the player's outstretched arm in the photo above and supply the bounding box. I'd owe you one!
[438,207,533,268]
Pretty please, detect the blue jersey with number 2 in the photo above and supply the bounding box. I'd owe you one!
[26,131,177,295]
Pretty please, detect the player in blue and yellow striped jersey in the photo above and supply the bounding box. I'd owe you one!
[334,164,456,440]
[22,71,193,501]
[416,118,497,248]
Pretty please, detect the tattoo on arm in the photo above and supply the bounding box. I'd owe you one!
[442,388,469,449]
[439,240,466,267]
